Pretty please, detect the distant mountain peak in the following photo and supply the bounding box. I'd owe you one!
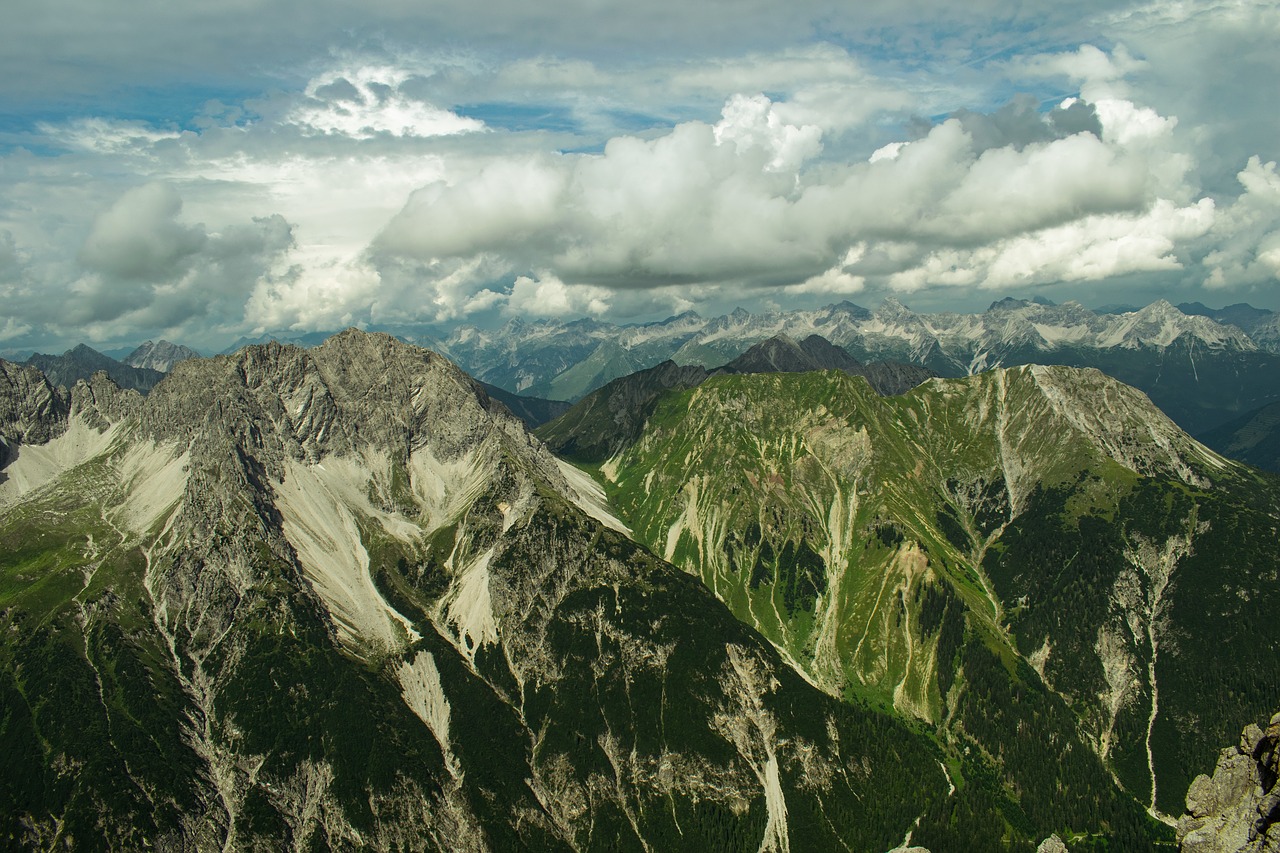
[1140,298,1179,315]
[25,343,164,395]
[125,339,201,373]
[721,333,862,375]
[987,296,1034,312]
[874,295,919,320]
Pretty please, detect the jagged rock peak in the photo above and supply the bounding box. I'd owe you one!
[144,329,547,467]
[1178,710,1280,852]
[125,339,201,373]
[0,358,70,445]
[987,296,1036,312]
[70,370,143,430]
[876,295,914,318]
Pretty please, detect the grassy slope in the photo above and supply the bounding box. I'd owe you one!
[593,368,1280,845]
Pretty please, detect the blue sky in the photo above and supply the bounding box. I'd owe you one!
[1,0,1278,353]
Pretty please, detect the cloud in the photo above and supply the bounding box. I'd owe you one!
[289,64,486,139]
[375,155,568,259]
[1203,157,1280,288]
[0,231,19,280]
[1007,44,1146,101]
[949,94,1102,152]
[363,89,1202,319]
[713,94,823,173]
[887,197,1215,292]
[63,184,295,341]
[2,0,1278,351]
[507,272,612,318]
[36,117,184,153]
[78,183,207,282]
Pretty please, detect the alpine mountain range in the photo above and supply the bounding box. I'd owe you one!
[2,298,1279,851]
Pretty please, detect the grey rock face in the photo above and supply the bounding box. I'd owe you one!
[1038,835,1070,853]
[0,358,69,445]
[26,343,164,394]
[1179,711,1280,852]
[124,339,201,373]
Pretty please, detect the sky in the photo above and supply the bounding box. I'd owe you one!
[1,0,1278,355]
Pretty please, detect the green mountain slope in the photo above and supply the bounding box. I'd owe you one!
[597,366,1280,838]
[536,334,935,465]
[1,333,976,851]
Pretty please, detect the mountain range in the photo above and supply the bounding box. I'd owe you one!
[24,343,165,394]
[28,296,1280,439]
[414,298,1280,436]
[3,327,1279,850]
[536,333,935,464]
[564,361,1280,828]
[0,334,981,851]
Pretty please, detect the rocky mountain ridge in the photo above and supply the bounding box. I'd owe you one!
[124,339,202,373]
[594,362,1280,832]
[536,332,935,463]
[24,343,164,394]
[0,359,69,448]
[406,298,1280,435]
[0,330,967,851]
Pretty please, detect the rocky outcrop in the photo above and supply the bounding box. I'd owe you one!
[1179,711,1280,852]
[0,358,69,445]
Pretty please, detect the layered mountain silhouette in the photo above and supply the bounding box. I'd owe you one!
[0,334,967,851]
[25,343,164,394]
[536,333,936,463]
[4,328,1278,850]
